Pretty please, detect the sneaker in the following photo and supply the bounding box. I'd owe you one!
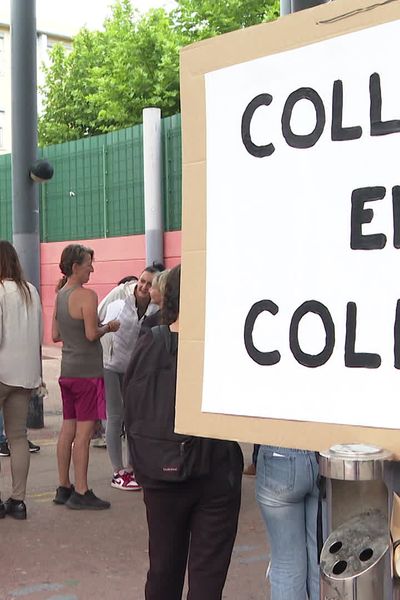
[53,484,75,505]
[111,470,142,491]
[4,497,27,520]
[0,502,5,519]
[91,435,106,448]
[28,440,40,453]
[65,489,111,510]
[0,441,10,457]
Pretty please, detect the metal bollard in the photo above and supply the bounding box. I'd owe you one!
[320,509,391,600]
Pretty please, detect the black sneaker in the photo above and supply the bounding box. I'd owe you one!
[4,497,27,520]
[53,484,75,505]
[0,502,5,519]
[28,440,40,453]
[0,441,10,457]
[65,489,111,511]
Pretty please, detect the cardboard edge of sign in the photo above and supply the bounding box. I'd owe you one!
[176,0,400,458]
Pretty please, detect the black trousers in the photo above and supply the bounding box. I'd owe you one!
[142,446,242,600]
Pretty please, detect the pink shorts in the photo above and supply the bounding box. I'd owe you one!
[59,377,106,421]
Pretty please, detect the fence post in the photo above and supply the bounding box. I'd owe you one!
[102,145,108,238]
[143,107,164,266]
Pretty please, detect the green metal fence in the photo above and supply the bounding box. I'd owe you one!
[163,113,182,232]
[0,113,182,242]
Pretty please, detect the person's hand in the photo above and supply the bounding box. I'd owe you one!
[107,319,120,333]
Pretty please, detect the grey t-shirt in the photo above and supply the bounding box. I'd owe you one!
[56,286,103,378]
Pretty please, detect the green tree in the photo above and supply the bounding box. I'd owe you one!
[173,0,279,41]
[92,5,183,131]
[39,0,279,146]
[39,0,182,144]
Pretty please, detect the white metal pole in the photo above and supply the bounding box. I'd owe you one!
[143,107,164,266]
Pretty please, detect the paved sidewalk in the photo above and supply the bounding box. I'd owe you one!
[0,347,270,600]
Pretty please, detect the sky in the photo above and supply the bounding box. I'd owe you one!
[0,0,177,37]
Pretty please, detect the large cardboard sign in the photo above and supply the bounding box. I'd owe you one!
[177,0,400,455]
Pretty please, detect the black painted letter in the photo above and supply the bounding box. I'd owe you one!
[370,73,400,136]
[289,301,335,367]
[331,80,362,141]
[282,88,325,149]
[244,300,281,365]
[241,94,275,158]
[393,186,400,249]
[350,187,387,250]
[345,302,381,368]
[394,300,400,369]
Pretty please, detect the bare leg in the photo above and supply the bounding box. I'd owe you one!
[57,419,76,488]
[73,421,96,494]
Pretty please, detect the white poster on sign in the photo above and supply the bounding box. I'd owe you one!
[202,19,400,428]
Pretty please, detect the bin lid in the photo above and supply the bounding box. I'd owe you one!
[319,443,392,480]
[320,510,389,580]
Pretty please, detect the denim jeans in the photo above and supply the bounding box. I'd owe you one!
[0,410,5,443]
[256,446,320,600]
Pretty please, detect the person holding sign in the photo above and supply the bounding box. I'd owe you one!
[124,265,243,600]
[256,446,320,600]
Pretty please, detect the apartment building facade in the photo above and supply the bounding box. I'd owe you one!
[0,18,72,155]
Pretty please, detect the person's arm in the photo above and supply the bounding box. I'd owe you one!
[98,284,126,322]
[123,330,152,396]
[82,289,119,341]
[32,287,44,343]
[52,305,61,343]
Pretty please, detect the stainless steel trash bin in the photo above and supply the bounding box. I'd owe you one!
[320,509,390,600]
[319,444,393,600]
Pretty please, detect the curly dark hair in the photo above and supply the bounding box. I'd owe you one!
[161,264,181,325]
[143,261,165,274]
[117,275,138,285]
[57,244,94,290]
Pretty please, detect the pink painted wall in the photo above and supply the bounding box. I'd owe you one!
[40,231,182,345]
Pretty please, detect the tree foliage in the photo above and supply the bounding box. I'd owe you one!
[173,0,279,41]
[39,0,279,145]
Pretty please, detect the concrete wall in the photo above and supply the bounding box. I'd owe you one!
[40,231,181,344]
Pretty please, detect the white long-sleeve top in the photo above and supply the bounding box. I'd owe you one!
[98,280,137,368]
[98,282,157,373]
[0,280,43,388]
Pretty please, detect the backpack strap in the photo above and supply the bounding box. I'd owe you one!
[151,324,177,354]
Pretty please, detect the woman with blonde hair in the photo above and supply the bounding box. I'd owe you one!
[139,268,170,334]
[0,240,42,520]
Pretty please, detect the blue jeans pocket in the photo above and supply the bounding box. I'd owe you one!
[260,450,295,496]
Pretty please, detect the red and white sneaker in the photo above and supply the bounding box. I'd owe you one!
[111,470,142,491]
